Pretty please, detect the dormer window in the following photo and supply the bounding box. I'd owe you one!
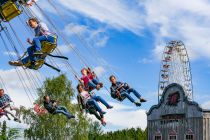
[185,129,194,140]
[185,134,193,140]
[168,130,177,140]
[154,135,162,140]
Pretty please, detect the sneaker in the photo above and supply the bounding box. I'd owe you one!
[68,115,75,119]
[14,118,21,123]
[101,118,106,126]
[100,111,106,115]
[140,98,147,103]
[134,101,141,107]
[9,61,23,66]
[107,106,113,109]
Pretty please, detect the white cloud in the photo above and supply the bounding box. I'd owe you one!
[0,68,43,107]
[138,58,154,64]
[202,101,210,109]
[64,23,109,47]
[3,51,17,57]
[141,0,210,60]
[88,101,147,130]
[93,66,106,77]
[58,0,144,35]
[35,0,210,60]
[64,23,87,36]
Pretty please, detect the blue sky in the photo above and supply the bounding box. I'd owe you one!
[0,0,210,132]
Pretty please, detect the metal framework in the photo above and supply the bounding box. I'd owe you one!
[158,40,193,102]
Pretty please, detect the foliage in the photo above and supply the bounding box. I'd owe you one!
[0,121,21,140]
[22,74,99,140]
[95,127,147,140]
[22,74,147,140]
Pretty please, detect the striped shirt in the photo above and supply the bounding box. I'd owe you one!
[0,94,11,107]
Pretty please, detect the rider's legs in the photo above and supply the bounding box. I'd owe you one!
[33,35,55,52]
[127,88,141,99]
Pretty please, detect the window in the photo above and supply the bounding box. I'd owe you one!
[185,134,193,140]
[169,135,177,140]
[154,135,162,140]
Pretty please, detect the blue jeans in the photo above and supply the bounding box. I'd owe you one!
[27,35,55,62]
[91,95,110,108]
[21,56,30,65]
[86,99,102,113]
[54,106,72,118]
[121,88,141,103]
[88,78,99,89]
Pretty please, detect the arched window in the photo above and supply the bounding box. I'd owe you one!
[185,134,193,140]
[154,130,162,140]
[185,129,194,140]
[154,135,162,140]
[169,135,177,140]
[168,130,177,140]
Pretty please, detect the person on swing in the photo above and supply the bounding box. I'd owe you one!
[9,17,56,67]
[79,67,103,91]
[43,95,75,119]
[0,89,21,122]
[77,84,112,126]
[109,75,147,106]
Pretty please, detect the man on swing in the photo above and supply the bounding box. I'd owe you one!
[109,75,147,106]
[9,17,56,67]
[43,95,75,119]
[0,89,21,122]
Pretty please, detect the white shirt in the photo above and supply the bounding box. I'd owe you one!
[34,22,52,37]
[80,91,91,104]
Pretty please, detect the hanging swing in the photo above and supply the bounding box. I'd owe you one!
[0,0,21,22]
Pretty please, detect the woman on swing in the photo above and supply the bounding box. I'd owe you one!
[77,84,113,126]
[79,67,103,91]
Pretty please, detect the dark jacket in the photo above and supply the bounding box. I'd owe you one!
[43,100,57,114]
[77,95,86,110]
[110,81,129,99]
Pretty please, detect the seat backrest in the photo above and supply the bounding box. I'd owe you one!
[41,41,57,54]
[0,1,21,21]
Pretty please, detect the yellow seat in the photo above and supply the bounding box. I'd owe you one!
[24,59,45,70]
[24,41,57,70]
[0,1,21,21]
[41,41,57,54]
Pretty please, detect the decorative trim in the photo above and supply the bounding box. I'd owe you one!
[147,83,208,116]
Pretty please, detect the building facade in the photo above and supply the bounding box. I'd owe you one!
[147,83,210,140]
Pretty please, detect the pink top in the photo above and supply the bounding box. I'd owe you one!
[81,73,94,87]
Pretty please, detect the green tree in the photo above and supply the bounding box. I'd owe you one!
[0,121,21,140]
[22,74,94,140]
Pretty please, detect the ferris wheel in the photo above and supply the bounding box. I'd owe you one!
[158,40,193,102]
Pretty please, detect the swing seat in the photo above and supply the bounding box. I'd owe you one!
[41,41,57,54]
[0,1,21,21]
[0,109,6,117]
[24,40,57,70]
[34,104,47,115]
[24,58,45,70]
